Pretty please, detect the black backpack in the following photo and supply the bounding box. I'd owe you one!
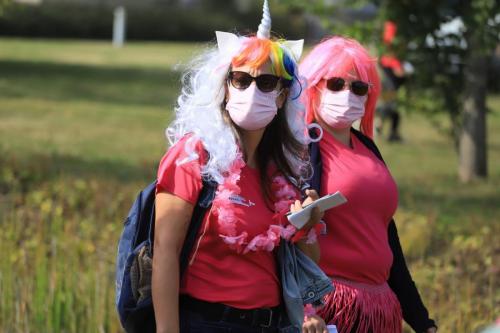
[115,179,217,333]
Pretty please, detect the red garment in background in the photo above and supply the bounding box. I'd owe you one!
[380,55,403,73]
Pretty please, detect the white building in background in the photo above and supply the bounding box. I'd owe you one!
[112,6,126,47]
[13,0,42,4]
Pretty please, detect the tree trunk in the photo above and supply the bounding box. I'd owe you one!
[458,51,489,182]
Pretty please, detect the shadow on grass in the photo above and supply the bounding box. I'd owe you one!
[0,59,181,107]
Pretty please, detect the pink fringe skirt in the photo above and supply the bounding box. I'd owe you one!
[317,277,403,333]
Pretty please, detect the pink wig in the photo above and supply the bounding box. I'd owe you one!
[299,36,381,138]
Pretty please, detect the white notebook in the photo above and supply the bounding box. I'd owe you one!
[286,191,347,229]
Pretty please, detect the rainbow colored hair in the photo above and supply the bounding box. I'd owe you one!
[299,36,381,138]
[232,37,296,83]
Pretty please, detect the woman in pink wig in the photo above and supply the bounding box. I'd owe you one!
[299,36,437,333]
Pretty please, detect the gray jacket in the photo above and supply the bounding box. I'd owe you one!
[277,239,334,332]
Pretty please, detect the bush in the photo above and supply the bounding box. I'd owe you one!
[0,2,306,41]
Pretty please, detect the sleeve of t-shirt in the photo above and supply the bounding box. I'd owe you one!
[156,135,205,205]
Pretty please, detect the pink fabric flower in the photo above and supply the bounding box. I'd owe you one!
[276,184,298,200]
[214,188,233,203]
[244,234,276,253]
[274,200,292,213]
[280,224,297,240]
[212,153,301,254]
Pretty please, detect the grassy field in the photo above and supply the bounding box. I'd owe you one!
[0,38,499,332]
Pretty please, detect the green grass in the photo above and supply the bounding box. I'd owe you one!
[381,107,500,231]
[0,38,203,69]
[0,38,499,332]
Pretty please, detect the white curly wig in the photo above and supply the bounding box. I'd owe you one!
[165,33,311,185]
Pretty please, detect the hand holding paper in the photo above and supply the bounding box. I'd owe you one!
[287,191,347,229]
[289,189,323,230]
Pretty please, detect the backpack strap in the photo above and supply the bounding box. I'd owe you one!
[308,141,322,194]
[148,178,217,277]
[350,128,386,165]
[179,178,217,275]
[308,127,323,194]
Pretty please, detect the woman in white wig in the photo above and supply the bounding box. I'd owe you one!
[152,1,328,332]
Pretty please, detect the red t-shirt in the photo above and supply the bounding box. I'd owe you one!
[317,130,398,284]
[380,55,403,73]
[156,136,283,309]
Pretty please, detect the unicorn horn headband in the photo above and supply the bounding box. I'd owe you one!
[257,0,271,39]
[215,0,304,62]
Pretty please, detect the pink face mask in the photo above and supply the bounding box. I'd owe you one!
[318,90,367,129]
[226,83,280,131]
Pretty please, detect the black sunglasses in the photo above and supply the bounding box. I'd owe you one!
[326,77,370,96]
[228,71,281,93]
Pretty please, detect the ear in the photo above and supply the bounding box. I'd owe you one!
[216,31,241,55]
[282,39,304,61]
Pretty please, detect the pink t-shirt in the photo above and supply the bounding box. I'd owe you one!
[156,136,283,309]
[318,130,398,284]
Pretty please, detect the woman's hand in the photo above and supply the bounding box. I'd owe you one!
[290,189,324,230]
[426,327,437,333]
[291,189,323,262]
[302,314,328,333]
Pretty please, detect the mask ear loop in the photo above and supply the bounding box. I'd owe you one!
[307,123,323,143]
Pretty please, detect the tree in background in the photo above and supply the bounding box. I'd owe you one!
[282,0,500,183]
[279,0,381,44]
[0,0,11,15]
[383,0,500,183]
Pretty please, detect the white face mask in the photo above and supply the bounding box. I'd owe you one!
[318,90,367,129]
[226,83,280,131]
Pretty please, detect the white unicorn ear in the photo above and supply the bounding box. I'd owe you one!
[216,31,240,55]
[282,39,304,61]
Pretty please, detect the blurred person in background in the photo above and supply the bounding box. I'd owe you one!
[376,21,413,142]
